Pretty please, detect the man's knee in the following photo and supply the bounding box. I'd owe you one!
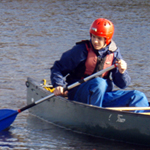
[89,77,108,92]
[92,77,107,86]
[132,90,149,106]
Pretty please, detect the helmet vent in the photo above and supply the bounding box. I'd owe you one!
[104,22,111,26]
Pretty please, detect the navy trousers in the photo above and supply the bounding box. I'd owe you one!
[74,77,149,113]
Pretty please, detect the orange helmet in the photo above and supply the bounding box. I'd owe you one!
[89,18,114,45]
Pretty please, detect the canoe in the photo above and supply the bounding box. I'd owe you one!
[26,77,150,146]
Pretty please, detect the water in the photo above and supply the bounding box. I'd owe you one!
[0,0,150,149]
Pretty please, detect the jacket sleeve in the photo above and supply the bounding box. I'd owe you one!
[111,48,131,89]
[50,44,87,88]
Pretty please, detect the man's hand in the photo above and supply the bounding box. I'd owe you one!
[116,59,127,74]
[54,86,68,96]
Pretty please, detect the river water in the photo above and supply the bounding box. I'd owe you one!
[0,0,150,149]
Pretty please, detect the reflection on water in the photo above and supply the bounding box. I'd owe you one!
[0,0,150,149]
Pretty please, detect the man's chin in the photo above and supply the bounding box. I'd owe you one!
[94,46,102,50]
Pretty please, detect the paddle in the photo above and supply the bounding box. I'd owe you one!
[0,64,117,132]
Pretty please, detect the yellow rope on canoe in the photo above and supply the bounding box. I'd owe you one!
[42,79,55,93]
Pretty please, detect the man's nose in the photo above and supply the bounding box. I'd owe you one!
[94,38,98,43]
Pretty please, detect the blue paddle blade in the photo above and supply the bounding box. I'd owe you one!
[0,109,18,132]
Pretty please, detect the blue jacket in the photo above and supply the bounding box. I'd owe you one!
[51,40,131,91]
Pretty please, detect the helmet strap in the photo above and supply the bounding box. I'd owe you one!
[103,38,107,48]
[103,44,107,48]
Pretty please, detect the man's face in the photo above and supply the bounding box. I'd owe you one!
[91,34,105,50]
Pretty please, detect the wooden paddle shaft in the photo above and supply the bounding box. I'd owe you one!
[35,65,117,105]
[66,64,117,90]
[18,93,55,113]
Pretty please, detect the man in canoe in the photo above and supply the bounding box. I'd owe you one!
[50,18,149,112]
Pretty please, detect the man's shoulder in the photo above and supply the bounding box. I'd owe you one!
[70,41,88,53]
[76,40,90,45]
[62,41,87,57]
[108,40,118,52]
